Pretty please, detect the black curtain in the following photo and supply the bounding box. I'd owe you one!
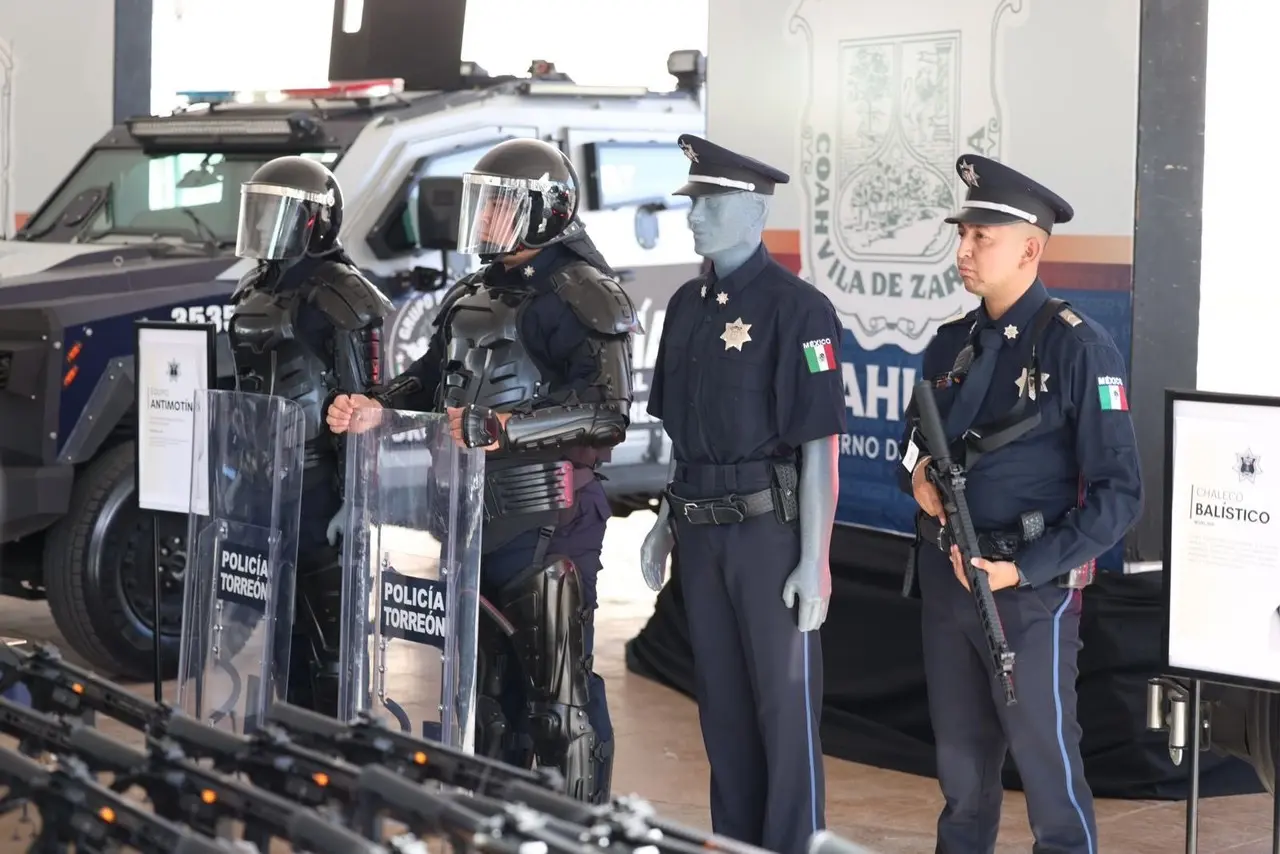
[624,531,1263,800]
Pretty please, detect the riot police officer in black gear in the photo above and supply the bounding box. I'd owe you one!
[326,138,635,803]
[226,155,392,717]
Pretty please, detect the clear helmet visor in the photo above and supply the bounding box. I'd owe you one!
[235,185,320,261]
[455,174,532,256]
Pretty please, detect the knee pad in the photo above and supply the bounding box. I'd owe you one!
[496,556,591,707]
[496,557,605,801]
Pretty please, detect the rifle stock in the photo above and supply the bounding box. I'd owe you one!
[913,380,1018,705]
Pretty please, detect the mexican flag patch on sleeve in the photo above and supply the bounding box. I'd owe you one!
[1097,375,1129,411]
[803,338,837,373]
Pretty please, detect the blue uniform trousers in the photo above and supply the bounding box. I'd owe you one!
[917,546,1096,854]
[480,480,613,781]
[672,466,825,854]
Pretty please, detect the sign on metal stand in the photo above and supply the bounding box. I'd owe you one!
[1155,389,1280,853]
[133,321,216,704]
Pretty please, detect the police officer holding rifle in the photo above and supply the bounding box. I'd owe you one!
[899,155,1143,854]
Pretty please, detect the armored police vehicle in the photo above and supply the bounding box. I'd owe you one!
[0,54,706,680]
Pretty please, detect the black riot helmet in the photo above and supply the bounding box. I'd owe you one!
[235,155,343,262]
[456,138,579,258]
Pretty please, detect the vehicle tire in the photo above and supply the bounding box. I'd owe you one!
[42,441,186,681]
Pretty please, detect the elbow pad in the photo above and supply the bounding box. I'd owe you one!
[502,403,629,453]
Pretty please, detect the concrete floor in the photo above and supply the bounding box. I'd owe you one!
[1,510,1276,852]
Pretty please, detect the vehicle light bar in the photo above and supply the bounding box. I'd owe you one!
[128,118,296,138]
[175,78,404,106]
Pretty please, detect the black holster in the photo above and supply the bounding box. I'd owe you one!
[770,459,799,524]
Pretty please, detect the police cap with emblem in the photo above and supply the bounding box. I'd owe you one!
[944,155,1074,234]
[673,134,791,198]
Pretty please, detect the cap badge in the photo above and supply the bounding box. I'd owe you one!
[679,140,699,163]
[959,160,980,188]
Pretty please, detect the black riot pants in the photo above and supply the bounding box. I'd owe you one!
[670,461,825,854]
[281,480,345,718]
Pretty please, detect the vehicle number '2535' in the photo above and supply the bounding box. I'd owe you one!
[171,304,236,331]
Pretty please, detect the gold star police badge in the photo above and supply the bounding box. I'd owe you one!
[721,318,752,351]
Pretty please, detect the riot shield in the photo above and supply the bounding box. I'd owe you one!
[176,389,306,734]
[338,408,485,749]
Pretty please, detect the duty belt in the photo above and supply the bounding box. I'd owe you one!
[666,489,774,526]
[484,460,581,520]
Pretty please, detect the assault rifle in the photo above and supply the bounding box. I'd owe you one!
[271,703,772,854]
[267,701,560,795]
[0,745,227,854]
[0,642,166,732]
[913,379,1018,705]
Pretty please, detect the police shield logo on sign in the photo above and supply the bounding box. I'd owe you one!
[788,0,1030,354]
[1237,448,1262,483]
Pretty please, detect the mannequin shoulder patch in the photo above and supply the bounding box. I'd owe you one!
[551,262,641,335]
[309,262,395,330]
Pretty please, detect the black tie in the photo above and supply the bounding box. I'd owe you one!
[945,326,1004,439]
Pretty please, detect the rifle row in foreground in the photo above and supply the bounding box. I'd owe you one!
[0,642,875,854]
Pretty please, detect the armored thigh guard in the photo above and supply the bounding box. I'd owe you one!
[286,553,344,717]
[496,556,603,803]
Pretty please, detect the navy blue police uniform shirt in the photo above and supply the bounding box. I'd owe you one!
[648,243,848,465]
[902,280,1143,586]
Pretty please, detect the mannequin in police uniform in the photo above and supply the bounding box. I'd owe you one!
[326,138,634,803]
[226,155,392,717]
[641,135,845,854]
[899,155,1142,854]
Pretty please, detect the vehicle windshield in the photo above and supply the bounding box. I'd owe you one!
[22,149,341,245]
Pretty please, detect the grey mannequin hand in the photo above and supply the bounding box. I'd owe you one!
[784,435,840,632]
[325,500,349,546]
[783,558,832,632]
[640,501,675,591]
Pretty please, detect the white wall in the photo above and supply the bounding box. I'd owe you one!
[1197,0,1280,394]
[0,0,116,234]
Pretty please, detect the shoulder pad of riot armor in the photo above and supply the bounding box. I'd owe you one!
[549,262,640,336]
[308,261,395,331]
[230,264,269,301]
[429,275,483,329]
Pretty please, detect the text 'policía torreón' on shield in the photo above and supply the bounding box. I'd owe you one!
[381,571,448,650]
[217,545,271,613]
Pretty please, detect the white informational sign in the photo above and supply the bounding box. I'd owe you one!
[135,323,213,515]
[1166,394,1280,689]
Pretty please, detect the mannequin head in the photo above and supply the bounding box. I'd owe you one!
[687,190,770,277]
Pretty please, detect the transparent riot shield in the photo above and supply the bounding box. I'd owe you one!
[338,408,485,749]
[176,389,306,735]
